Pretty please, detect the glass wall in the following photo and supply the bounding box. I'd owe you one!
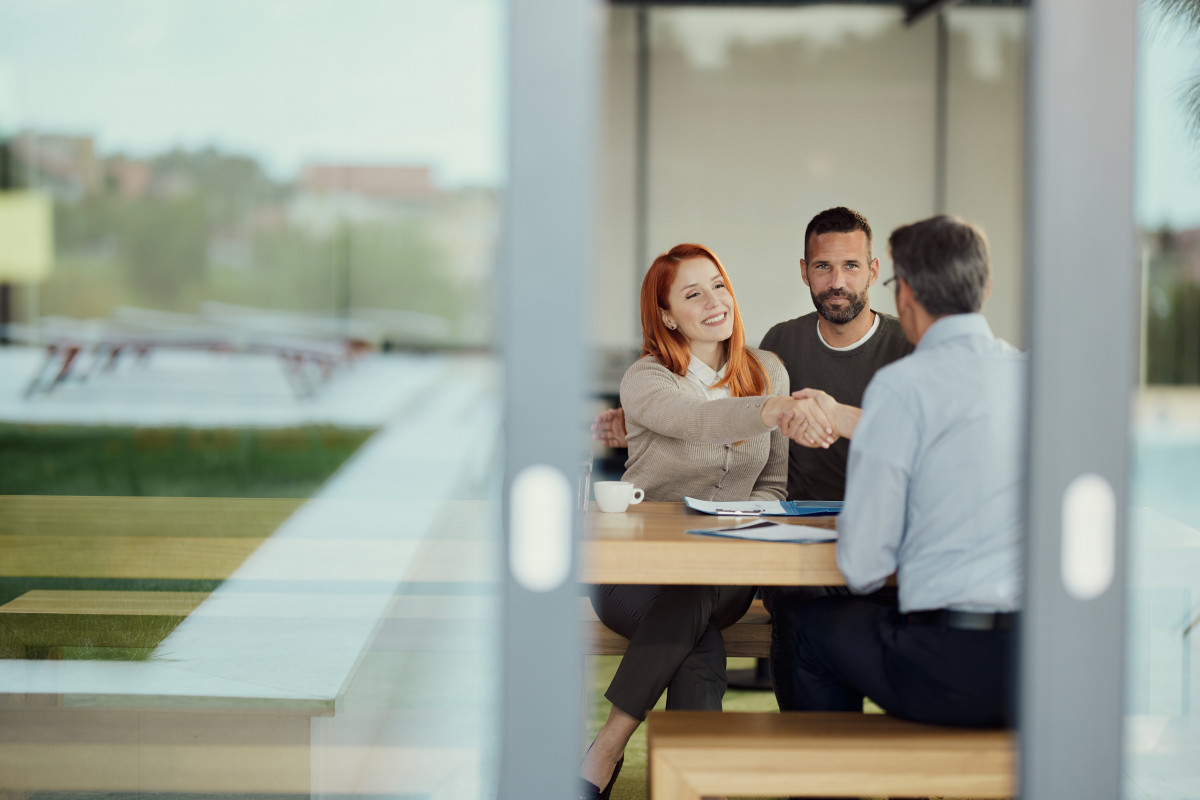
[0,3,504,798]
[944,8,1026,347]
[1126,1,1200,796]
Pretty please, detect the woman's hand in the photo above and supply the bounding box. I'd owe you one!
[788,388,862,444]
[761,395,838,449]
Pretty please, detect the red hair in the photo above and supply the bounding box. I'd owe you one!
[639,243,768,398]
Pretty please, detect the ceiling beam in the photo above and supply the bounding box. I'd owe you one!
[606,0,1008,6]
[904,0,963,24]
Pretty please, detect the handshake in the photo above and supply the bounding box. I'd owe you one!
[592,388,860,450]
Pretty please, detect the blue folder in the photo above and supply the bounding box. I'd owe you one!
[683,496,843,516]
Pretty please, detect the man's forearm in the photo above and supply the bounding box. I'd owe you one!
[834,403,861,440]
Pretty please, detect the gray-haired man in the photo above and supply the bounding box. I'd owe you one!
[784,214,1025,727]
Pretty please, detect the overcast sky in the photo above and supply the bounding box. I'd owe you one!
[1137,12,1200,230]
[0,0,505,187]
[0,1,1197,227]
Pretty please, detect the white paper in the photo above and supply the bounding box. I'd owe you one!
[684,498,788,516]
[686,519,838,543]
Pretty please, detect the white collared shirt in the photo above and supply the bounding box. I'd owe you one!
[685,355,732,400]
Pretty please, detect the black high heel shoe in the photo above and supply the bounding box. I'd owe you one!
[578,755,624,800]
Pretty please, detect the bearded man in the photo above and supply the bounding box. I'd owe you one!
[759,206,912,502]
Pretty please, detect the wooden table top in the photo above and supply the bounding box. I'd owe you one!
[581,501,842,586]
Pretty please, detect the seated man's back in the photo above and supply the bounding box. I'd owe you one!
[783,214,1024,730]
[837,312,1025,615]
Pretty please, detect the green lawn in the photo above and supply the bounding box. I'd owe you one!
[0,423,373,497]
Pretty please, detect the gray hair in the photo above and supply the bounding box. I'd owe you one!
[888,214,991,316]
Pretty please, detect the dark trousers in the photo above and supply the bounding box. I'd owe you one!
[761,584,898,711]
[787,594,1015,728]
[592,583,755,720]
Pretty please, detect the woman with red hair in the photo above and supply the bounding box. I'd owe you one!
[580,243,826,800]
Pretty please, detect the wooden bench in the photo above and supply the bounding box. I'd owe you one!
[0,589,772,662]
[583,598,772,658]
[0,589,502,658]
[0,495,299,658]
[647,710,1016,799]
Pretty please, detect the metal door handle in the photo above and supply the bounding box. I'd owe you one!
[510,464,572,592]
[1061,472,1116,600]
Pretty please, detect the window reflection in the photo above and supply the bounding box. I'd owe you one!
[1,2,502,798]
[1128,0,1200,796]
[9,134,494,347]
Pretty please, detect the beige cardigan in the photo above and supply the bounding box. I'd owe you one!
[619,348,789,502]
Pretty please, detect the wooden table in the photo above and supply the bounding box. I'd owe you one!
[582,501,841,586]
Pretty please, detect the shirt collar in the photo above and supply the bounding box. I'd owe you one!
[916,312,994,351]
[816,310,881,352]
[686,354,726,387]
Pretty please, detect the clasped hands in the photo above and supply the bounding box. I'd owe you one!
[591,387,850,450]
[760,388,844,448]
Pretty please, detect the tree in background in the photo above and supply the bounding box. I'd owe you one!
[28,141,491,345]
[1145,228,1200,384]
[1143,0,1200,385]
[122,196,209,304]
[1152,0,1200,141]
[343,219,462,321]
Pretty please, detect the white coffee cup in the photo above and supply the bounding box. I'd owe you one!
[594,481,645,513]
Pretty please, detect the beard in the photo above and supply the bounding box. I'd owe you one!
[813,287,868,325]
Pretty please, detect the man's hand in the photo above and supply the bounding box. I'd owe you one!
[790,388,862,442]
[763,396,838,449]
[592,407,628,448]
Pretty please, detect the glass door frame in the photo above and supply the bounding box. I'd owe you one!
[499,1,598,799]
[1021,0,1137,797]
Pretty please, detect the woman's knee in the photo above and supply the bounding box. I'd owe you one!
[654,585,720,628]
[592,583,660,639]
[710,585,756,629]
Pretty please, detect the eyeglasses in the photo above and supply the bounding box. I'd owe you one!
[883,275,898,290]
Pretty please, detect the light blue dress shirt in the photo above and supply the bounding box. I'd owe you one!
[836,313,1027,614]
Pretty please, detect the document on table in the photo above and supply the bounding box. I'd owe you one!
[686,519,838,543]
[683,496,843,516]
